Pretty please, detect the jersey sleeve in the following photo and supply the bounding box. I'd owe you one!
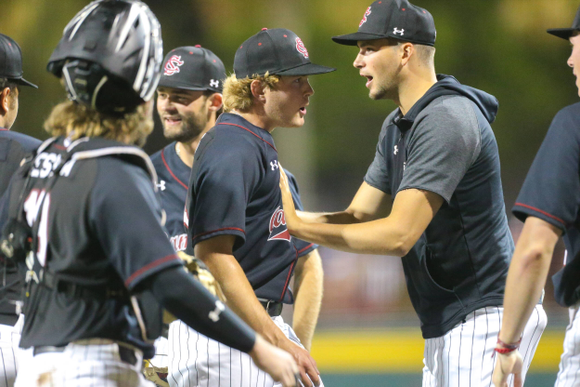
[284,169,318,257]
[89,158,182,290]
[189,131,259,249]
[512,105,580,232]
[398,98,481,203]
[364,120,392,194]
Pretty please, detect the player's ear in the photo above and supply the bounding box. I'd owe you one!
[207,93,223,112]
[250,79,266,104]
[0,87,10,115]
[400,42,414,66]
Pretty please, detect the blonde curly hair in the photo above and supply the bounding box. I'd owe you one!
[222,72,280,112]
[44,100,153,146]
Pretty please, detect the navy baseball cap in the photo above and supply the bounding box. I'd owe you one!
[234,28,335,78]
[332,0,436,47]
[158,45,226,92]
[0,33,37,88]
[547,5,580,40]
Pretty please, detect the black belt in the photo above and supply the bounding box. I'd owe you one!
[33,344,138,366]
[260,300,283,317]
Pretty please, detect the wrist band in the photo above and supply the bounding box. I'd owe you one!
[494,335,522,355]
[494,346,518,355]
[497,336,522,350]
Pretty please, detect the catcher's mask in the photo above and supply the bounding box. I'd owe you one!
[47,0,163,116]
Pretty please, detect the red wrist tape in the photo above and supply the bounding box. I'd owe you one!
[494,346,517,355]
[494,335,522,355]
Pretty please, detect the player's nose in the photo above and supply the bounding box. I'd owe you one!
[353,53,364,69]
[303,79,314,97]
[568,54,574,68]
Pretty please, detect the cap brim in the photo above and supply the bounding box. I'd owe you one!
[547,28,578,40]
[13,77,38,89]
[157,79,219,92]
[276,63,336,76]
[332,32,387,46]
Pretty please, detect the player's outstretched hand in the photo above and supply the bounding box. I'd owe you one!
[492,350,523,387]
[279,167,300,233]
[249,335,300,387]
[278,337,321,387]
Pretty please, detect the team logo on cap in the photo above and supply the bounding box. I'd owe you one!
[164,55,185,76]
[268,206,291,242]
[360,7,371,27]
[295,37,309,59]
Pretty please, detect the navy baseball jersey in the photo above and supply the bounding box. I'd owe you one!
[152,141,317,256]
[0,129,41,326]
[513,102,580,307]
[186,113,315,303]
[150,143,190,252]
[365,75,513,338]
[6,137,181,354]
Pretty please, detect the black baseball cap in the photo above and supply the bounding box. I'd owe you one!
[158,45,226,92]
[547,5,580,40]
[0,33,37,88]
[234,28,335,78]
[332,0,436,47]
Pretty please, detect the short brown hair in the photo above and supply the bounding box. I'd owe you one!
[0,78,19,109]
[44,100,153,146]
[222,72,280,112]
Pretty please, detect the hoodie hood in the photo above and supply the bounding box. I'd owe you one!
[396,74,499,130]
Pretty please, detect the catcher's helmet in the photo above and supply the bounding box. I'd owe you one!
[47,0,163,116]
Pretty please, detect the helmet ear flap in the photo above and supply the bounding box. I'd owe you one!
[61,60,142,117]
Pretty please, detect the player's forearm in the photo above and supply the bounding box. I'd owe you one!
[289,216,412,256]
[200,252,289,346]
[292,250,324,351]
[296,210,363,224]
[148,267,256,353]
[499,217,560,344]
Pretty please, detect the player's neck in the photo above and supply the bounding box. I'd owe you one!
[176,120,216,168]
[231,110,276,133]
[398,72,438,116]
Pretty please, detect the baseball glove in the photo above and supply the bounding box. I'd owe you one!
[143,359,169,387]
[162,251,226,324]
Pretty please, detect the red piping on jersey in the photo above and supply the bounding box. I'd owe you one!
[193,227,246,241]
[514,203,565,225]
[161,148,188,189]
[218,123,277,152]
[0,128,7,131]
[125,253,179,287]
[297,243,314,255]
[279,248,298,302]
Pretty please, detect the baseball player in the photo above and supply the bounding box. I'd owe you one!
[185,28,333,387]
[278,1,547,386]
[0,33,38,387]
[150,45,324,387]
[493,7,580,387]
[0,2,300,386]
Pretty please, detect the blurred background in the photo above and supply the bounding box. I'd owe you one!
[2,0,578,385]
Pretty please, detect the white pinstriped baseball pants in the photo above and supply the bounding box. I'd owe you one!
[14,338,152,387]
[0,323,19,387]
[422,305,547,387]
[168,315,324,387]
[555,304,580,386]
